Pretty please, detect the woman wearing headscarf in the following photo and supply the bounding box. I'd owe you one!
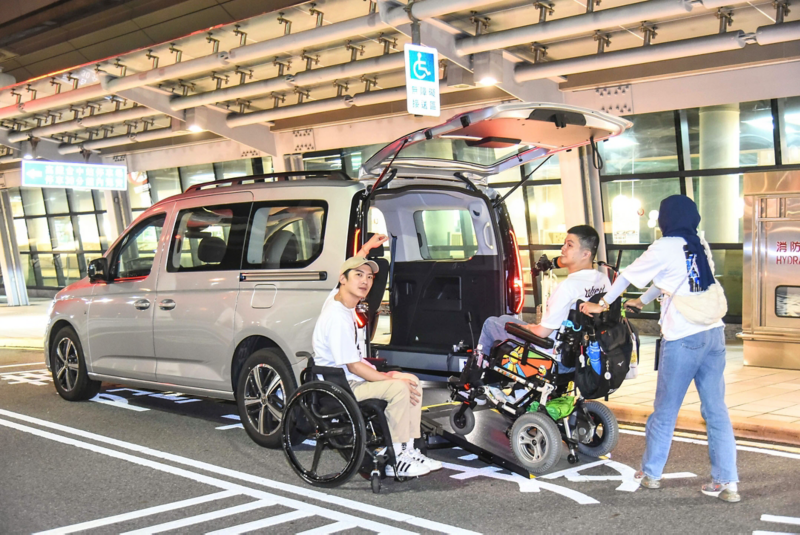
[580,194,739,503]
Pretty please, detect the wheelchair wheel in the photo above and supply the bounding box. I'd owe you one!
[450,405,475,435]
[282,381,366,488]
[510,412,562,475]
[577,401,619,458]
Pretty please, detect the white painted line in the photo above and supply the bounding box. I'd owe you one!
[215,423,244,430]
[205,510,314,535]
[33,491,239,535]
[120,500,276,535]
[762,514,800,526]
[458,454,478,461]
[619,429,800,460]
[295,521,356,535]
[752,531,798,535]
[90,394,150,412]
[0,411,435,534]
[0,362,42,369]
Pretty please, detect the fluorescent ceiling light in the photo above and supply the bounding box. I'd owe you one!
[478,76,498,86]
[188,124,205,133]
[22,153,33,160]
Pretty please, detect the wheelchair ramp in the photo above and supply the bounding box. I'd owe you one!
[421,401,606,479]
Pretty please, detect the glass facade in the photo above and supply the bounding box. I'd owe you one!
[8,184,107,290]
[600,98,800,321]
[7,157,271,293]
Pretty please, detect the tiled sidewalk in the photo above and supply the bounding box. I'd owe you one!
[607,336,800,443]
[0,298,50,349]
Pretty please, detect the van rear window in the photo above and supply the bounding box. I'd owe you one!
[413,209,478,260]
[243,202,327,270]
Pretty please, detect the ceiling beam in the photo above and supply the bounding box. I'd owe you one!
[101,78,279,157]
[0,126,102,163]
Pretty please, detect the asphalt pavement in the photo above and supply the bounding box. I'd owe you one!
[1,348,799,535]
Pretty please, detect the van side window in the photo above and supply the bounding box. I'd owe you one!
[167,203,250,272]
[243,202,327,269]
[413,209,478,260]
[114,214,166,280]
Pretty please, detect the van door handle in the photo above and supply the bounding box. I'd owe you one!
[133,299,150,310]
[159,299,176,311]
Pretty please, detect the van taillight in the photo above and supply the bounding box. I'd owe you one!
[508,229,524,314]
[353,228,361,257]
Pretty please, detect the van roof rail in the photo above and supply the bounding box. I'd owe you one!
[184,170,352,193]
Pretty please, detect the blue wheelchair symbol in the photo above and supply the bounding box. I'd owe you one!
[410,51,435,82]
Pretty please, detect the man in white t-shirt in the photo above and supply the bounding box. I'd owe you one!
[312,255,441,478]
[476,225,610,376]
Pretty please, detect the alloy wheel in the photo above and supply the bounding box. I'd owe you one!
[54,337,80,392]
[243,364,285,436]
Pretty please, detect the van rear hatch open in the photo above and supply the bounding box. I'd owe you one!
[358,103,630,378]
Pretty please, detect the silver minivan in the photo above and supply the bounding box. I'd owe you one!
[44,102,629,447]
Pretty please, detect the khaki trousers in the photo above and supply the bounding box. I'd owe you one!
[349,379,422,444]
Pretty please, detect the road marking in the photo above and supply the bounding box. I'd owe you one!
[120,500,278,535]
[205,510,314,535]
[91,393,150,412]
[762,514,800,526]
[0,362,43,369]
[620,429,800,460]
[0,409,476,535]
[441,462,599,504]
[0,369,51,385]
[34,491,238,534]
[541,459,695,492]
[295,521,356,535]
[458,454,478,461]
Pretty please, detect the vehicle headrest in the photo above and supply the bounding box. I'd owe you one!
[197,236,226,264]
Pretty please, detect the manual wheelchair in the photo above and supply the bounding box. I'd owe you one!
[281,357,411,494]
[447,322,619,475]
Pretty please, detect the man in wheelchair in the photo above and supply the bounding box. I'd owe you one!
[473,225,610,404]
[311,256,441,478]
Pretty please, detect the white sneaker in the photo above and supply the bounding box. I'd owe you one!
[408,448,443,471]
[385,452,431,477]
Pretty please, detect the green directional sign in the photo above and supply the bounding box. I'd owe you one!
[22,160,128,191]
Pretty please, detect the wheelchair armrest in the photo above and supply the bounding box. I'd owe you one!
[505,322,555,349]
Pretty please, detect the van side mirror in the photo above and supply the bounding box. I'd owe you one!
[88,257,109,282]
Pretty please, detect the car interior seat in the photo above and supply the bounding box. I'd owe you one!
[365,236,390,340]
[262,230,299,268]
[197,236,227,265]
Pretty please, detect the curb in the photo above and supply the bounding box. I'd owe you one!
[0,340,44,350]
[604,401,800,447]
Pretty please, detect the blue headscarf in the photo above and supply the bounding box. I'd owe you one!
[657,195,715,291]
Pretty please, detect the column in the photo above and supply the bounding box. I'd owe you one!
[0,189,29,306]
[698,104,740,243]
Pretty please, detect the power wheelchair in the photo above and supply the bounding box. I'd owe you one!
[281,356,413,494]
[448,321,619,474]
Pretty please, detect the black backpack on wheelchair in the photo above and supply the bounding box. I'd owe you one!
[560,292,633,400]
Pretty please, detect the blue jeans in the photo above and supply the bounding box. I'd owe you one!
[642,326,738,483]
[478,316,574,374]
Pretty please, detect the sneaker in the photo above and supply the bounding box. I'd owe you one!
[385,452,431,478]
[701,481,741,503]
[634,470,661,489]
[484,386,512,405]
[408,448,443,471]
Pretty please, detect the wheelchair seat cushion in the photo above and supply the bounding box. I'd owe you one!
[357,398,389,414]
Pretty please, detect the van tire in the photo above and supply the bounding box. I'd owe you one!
[237,349,296,449]
[50,326,101,401]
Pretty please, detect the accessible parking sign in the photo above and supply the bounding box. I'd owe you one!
[22,160,128,191]
[404,43,440,117]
